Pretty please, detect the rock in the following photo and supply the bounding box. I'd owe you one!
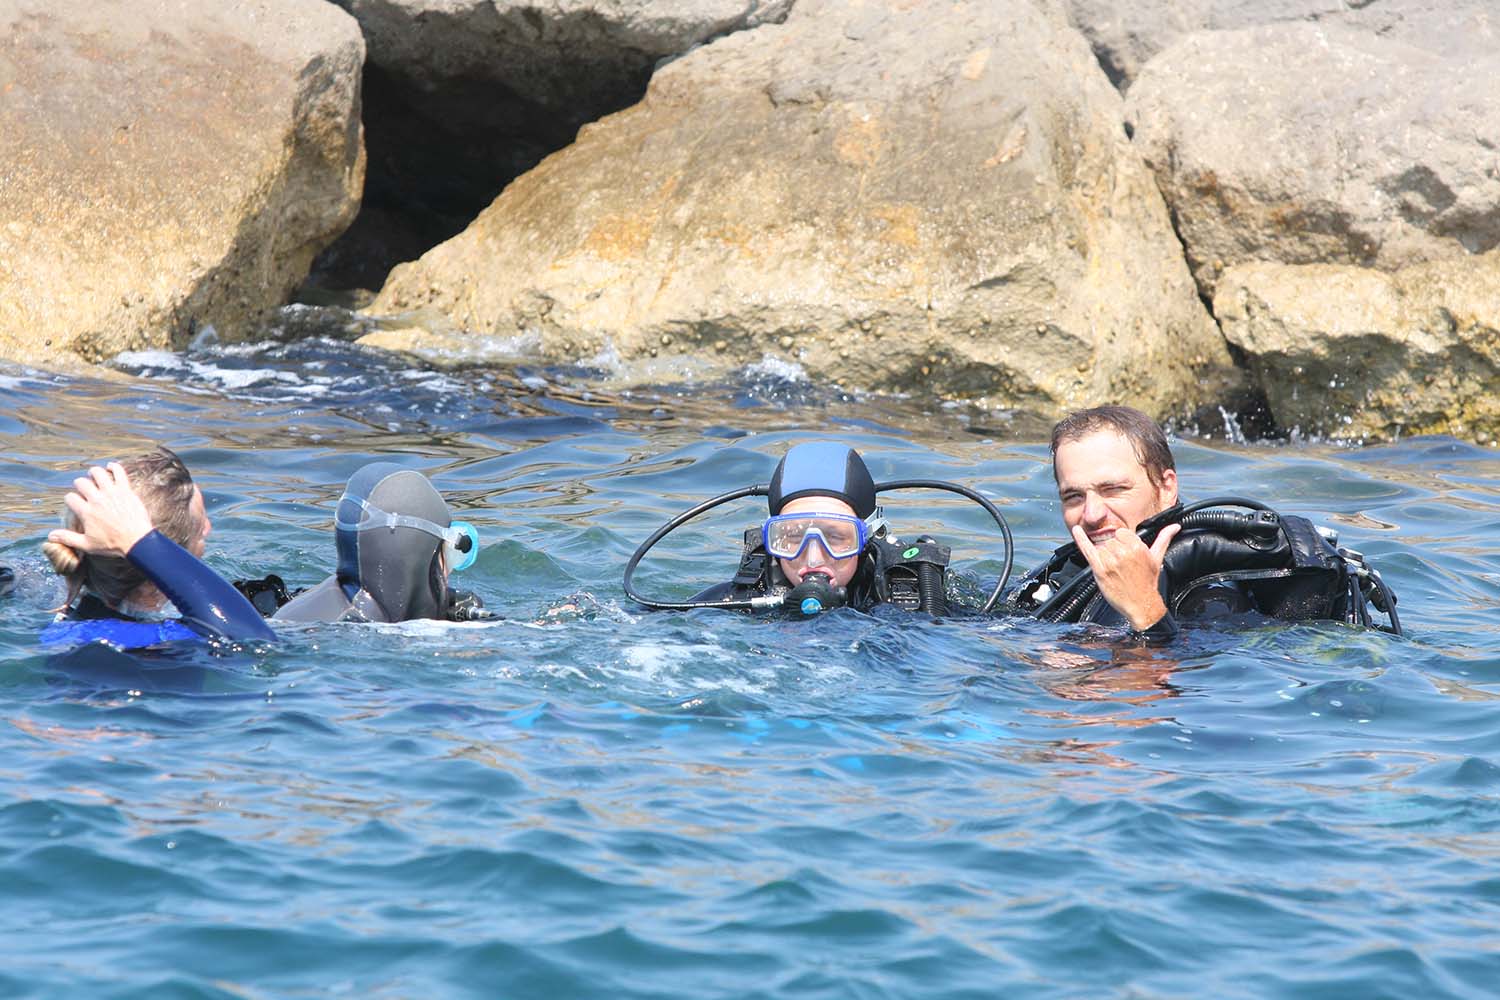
[1216,253,1500,442]
[372,0,1239,420]
[1063,0,1500,91]
[336,0,795,100]
[0,0,364,365]
[318,0,795,288]
[1125,21,1500,298]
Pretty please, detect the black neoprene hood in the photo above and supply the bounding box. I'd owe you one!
[767,442,878,518]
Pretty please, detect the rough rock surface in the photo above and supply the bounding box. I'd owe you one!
[1216,253,1500,442]
[1063,0,1500,91]
[336,0,795,98]
[318,0,794,288]
[372,0,1238,420]
[0,0,364,365]
[1125,21,1500,298]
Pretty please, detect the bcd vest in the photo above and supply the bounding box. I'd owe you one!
[725,528,953,614]
[1009,504,1400,633]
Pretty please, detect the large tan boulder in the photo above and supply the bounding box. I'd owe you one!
[0,0,364,365]
[335,0,794,103]
[1125,22,1500,298]
[1216,253,1500,443]
[372,0,1238,419]
[1063,0,1499,92]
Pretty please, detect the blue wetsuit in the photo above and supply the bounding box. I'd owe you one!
[42,530,275,648]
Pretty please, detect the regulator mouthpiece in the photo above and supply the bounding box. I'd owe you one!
[783,577,848,617]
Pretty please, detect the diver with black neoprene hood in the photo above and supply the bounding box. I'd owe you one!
[624,441,1013,616]
[269,462,491,624]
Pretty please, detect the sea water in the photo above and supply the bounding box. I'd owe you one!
[1,332,1498,999]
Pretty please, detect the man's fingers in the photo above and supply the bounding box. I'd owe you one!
[63,491,89,520]
[1070,523,1098,561]
[47,528,90,551]
[107,462,131,487]
[1149,523,1182,562]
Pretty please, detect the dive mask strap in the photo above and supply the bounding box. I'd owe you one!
[335,495,480,571]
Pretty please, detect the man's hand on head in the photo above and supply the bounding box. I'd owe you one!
[47,462,156,558]
[1070,521,1181,631]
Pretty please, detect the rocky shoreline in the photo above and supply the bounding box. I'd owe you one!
[2,0,1495,443]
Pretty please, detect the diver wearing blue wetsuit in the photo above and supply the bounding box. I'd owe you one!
[272,462,487,623]
[41,451,273,648]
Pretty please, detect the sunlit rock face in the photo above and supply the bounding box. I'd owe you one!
[0,0,365,365]
[1126,21,1500,300]
[371,0,1241,421]
[317,0,795,289]
[1122,15,1499,441]
[1217,255,1500,444]
[1062,0,1500,92]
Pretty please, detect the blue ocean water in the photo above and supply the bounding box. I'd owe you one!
[1,333,1498,999]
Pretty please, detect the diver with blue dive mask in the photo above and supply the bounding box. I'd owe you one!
[624,442,1013,616]
[269,463,490,623]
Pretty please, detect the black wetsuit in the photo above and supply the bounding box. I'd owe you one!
[691,529,952,614]
[1011,502,1387,637]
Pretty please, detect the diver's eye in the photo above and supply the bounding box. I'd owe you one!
[771,524,801,548]
[825,527,854,547]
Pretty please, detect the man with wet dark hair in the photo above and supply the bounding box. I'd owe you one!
[1013,403,1403,639]
[1048,405,1183,636]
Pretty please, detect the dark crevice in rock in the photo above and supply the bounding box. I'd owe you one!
[307,4,796,296]
[307,54,652,294]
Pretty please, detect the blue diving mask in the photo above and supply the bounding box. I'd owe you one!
[762,511,871,561]
[336,496,480,572]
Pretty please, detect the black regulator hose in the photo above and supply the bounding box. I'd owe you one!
[623,478,1016,614]
[875,479,1014,614]
[622,485,775,612]
[916,559,949,617]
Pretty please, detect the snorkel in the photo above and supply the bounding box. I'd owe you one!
[622,443,1015,614]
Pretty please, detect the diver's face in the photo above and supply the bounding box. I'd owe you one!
[775,496,862,589]
[188,486,211,558]
[1054,430,1177,543]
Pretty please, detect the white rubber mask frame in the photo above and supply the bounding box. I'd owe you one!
[335,495,480,572]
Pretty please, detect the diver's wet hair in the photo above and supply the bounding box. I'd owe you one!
[1050,405,1176,491]
[43,447,200,609]
[767,442,878,518]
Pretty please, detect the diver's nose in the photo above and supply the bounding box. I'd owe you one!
[803,540,829,566]
[1081,491,1107,528]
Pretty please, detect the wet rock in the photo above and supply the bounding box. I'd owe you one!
[372,0,1239,420]
[1063,0,1499,92]
[0,0,364,365]
[1125,21,1500,299]
[317,0,794,289]
[1216,252,1500,442]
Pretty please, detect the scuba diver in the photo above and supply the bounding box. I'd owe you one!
[268,462,491,623]
[1007,405,1402,638]
[40,449,275,648]
[624,441,1013,616]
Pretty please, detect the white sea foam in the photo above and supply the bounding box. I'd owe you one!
[743,354,808,382]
